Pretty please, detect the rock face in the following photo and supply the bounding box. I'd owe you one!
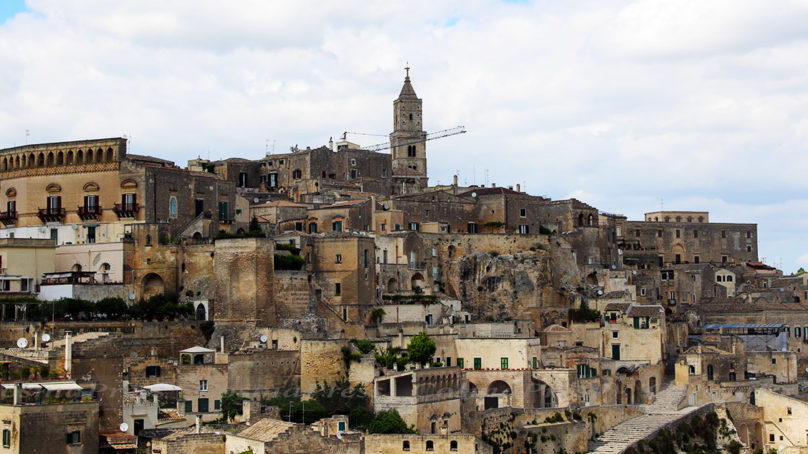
[441,237,586,328]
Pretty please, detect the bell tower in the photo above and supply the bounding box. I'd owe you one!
[390,66,428,194]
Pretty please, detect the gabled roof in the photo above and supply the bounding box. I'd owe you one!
[236,418,296,443]
[180,346,215,353]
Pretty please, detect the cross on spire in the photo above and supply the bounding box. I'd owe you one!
[405,62,410,78]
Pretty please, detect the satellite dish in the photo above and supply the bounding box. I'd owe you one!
[71,225,78,230]
[16,338,28,348]
[382,203,389,210]
[259,335,268,343]
[119,423,129,433]
[42,333,51,343]
[471,192,477,198]
[129,293,136,300]
[597,290,604,296]
[632,270,637,275]
[253,198,259,203]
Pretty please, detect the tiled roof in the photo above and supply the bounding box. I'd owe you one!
[236,418,296,442]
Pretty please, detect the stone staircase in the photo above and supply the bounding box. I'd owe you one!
[588,381,697,453]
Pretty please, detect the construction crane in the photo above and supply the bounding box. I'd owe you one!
[342,126,467,152]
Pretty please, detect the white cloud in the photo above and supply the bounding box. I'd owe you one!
[1,0,807,270]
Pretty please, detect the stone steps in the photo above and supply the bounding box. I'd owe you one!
[589,380,695,453]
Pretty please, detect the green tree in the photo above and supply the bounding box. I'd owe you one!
[369,308,386,324]
[367,409,416,434]
[406,332,436,366]
[220,390,247,422]
[795,267,806,276]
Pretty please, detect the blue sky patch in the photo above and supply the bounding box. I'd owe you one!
[0,0,27,24]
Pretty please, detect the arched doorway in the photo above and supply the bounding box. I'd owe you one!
[531,379,554,408]
[71,263,82,272]
[387,278,397,293]
[738,423,748,445]
[486,380,511,410]
[142,273,165,300]
[411,273,424,292]
[649,376,657,395]
[673,244,685,264]
[625,387,632,405]
[195,303,207,321]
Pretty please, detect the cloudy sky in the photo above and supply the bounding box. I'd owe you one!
[1,0,806,272]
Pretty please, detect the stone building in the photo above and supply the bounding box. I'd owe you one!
[0,238,54,295]
[373,367,462,434]
[364,433,493,454]
[620,211,758,268]
[0,383,99,454]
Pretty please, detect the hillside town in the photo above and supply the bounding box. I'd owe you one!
[1,73,807,454]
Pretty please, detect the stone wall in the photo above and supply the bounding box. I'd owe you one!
[0,401,99,454]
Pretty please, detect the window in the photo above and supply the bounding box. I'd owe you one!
[197,398,209,413]
[722,256,728,264]
[295,222,303,231]
[450,440,458,451]
[145,365,161,378]
[676,229,680,238]
[500,357,509,369]
[338,421,346,432]
[473,358,481,370]
[238,172,247,187]
[693,230,698,238]
[184,401,192,413]
[380,223,386,232]
[335,283,341,296]
[350,159,357,166]
[350,169,357,179]
[518,225,529,234]
[2,429,10,447]
[746,231,752,238]
[407,145,416,157]
[787,407,792,415]
[47,195,61,213]
[218,201,229,221]
[214,400,221,410]
[279,159,284,165]
[675,254,681,264]
[87,226,96,244]
[426,440,434,451]
[6,200,15,214]
[467,222,478,234]
[721,230,727,238]
[394,224,401,231]
[382,168,387,178]
[169,196,177,218]
[520,208,526,217]
[445,357,451,367]
[66,430,81,444]
[195,199,204,217]
[335,254,342,264]
[364,250,369,268]
[771,358,776,365]
[746,246,752,252]
[657,230,662,238]
[532,357,538,369]
[726,275,733,282]
[612,331,618,339]
[293,169,302,179]
[694,256,700,264]
[635,229,641,238]
[332,220,343,232]
[199,380,208,391]
[770,434,775,442]
[408,222,419,231]
[403,441,410,451]
[661,270,674,280]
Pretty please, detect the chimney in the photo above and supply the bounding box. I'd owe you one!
[516,184,521,192]
[491,183,496,188]
[220,336,225,353]
[508,186,513,190]
[195,414,202,434]
[64,334,72,378]
[453,175,458,186]
[13,383,22,405]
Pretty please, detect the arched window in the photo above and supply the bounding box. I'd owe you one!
[425,440,434,451]
[86,149,94,163]
[76,149,83,164]
[66,151,74,165]
[169,196,177,218]
[105,148,113,161]
[96,148,103,162]
[402,440,410,451]
[57,151,64,165]
[450,440,458,451]
[37,153,44,167]
[47,152,54,166]
[292,169,302,179]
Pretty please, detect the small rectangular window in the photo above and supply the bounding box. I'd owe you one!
[199,380,207,391]
[519,225,529,234]
[184,400,192,413]
[66,430,81,444]
[520,208,526,217]
[335,254,342,264]
[722,230,727,238]
[500,357,509,370]
[3,429,10,448]
[675,229,680,238]
[335,283,341,296]
[457,358,464,369]
[693,230,698,238]
[657,230,662,238]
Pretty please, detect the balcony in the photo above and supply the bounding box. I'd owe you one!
[37,207,65,223]
[0,210,17,225]
[77,205,102,220]
[113,202,139,218]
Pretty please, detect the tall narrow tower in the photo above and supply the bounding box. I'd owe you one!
[390,66,428,194]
